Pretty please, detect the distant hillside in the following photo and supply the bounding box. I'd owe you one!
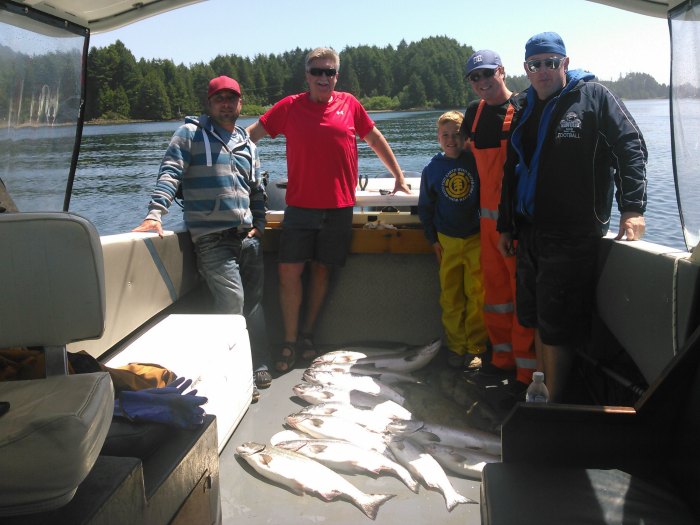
[71,39,664,121]
[507,72,668,100]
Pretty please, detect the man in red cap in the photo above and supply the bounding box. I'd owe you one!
[134,76,272,400]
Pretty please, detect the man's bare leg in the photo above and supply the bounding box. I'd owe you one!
[277,261,305,371]
[534,329,545,373]
[299,261,331,358]
[540,338,575,403]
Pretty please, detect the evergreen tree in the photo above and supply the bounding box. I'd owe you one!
[160,59,190,118]
[135,72,172,120]
[112,86,131,117]
[400,73,427,108]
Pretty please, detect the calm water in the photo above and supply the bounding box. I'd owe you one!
[66,100,685,251]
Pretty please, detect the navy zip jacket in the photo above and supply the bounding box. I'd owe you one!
[498,69,647,237]
[418,150,480,244]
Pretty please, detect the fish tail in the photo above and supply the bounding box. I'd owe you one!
[404,476,420,494]
[445,490,477,512]
[358,493,395,520]
[394,467,419,493]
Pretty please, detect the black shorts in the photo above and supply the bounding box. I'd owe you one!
[515,224,601,346]
[278,206,353,266]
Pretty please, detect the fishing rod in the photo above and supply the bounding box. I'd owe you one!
[575,348,646,398]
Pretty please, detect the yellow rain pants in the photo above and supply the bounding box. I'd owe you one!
[437,231,487,356]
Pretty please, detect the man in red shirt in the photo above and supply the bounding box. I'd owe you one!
[247,47,410,373]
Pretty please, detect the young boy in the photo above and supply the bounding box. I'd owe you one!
[418,111,487,369]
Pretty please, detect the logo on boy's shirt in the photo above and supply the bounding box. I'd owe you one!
[442,168,476,201]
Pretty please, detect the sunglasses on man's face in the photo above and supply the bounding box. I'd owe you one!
[525,57,564,73]
[467,68,496,83]
[308,67,337,77]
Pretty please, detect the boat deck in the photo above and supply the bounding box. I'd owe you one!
[218,361,486,525]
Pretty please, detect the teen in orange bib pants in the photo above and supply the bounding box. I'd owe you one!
[470,97,537,385]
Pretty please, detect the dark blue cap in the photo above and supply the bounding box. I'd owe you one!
[465,49,502,76]
[525,32,566,59]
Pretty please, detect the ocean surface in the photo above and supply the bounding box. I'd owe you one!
[65,99,685,251]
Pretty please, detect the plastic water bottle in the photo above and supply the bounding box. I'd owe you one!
[525,371,549,403]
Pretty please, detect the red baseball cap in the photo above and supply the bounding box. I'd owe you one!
[208,76,241,98]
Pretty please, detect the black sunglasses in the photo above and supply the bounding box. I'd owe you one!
[467,68,497,83]
[525,57,564,73]
[308,67,337,77]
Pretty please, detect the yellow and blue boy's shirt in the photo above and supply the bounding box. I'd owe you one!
[418,150,481,243]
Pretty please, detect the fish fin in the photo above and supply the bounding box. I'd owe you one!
[260,453,274,466]
[413,430,441,444]
[288,481,306,496]
[307,443,329,454]
[359,493,395,520]
[316,488,342,502]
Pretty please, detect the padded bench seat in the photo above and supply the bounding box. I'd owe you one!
[481,464,696,525]
[0,372,113,516]
[480,321,700,524]
[105,313,253,451]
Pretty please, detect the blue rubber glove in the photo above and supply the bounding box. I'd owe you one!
[114,377,209,429]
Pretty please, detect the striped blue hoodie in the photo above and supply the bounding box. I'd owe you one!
[146,114,266,241]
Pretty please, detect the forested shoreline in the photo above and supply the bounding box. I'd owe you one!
[0,35,671,125]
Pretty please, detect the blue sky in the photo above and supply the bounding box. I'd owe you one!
[91,0,670,84]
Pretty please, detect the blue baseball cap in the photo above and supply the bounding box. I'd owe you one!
[525,32,566,60]
[465,50,502,77]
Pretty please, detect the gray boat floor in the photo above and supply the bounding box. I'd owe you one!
[219,365,484,525]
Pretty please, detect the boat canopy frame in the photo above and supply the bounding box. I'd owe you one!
[669,0,700,250]
[0,0,89,212]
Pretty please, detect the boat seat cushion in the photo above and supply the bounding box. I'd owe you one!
[481,463,696,525]
[0,212,105,348]
[0,372,113,517]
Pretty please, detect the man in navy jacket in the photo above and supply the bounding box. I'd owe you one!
[497,32,647,402]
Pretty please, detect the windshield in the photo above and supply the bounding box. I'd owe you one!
[0,4,85,212]
[671,1,700,251]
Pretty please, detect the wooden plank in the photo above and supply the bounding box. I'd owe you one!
[351,228,431,253]
[263,226,432,254]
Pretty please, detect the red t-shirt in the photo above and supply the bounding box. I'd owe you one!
[259,92,375,208]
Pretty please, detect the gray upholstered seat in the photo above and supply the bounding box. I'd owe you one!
[0,212,114,517]
[480,323,700,525]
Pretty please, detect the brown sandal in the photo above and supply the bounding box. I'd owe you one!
[298,333,317,361]
[275,342,296,373]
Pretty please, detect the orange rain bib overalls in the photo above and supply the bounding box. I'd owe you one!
[471,99,536,384]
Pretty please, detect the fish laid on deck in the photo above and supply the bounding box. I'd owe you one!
[389,420,502,456]
[285,413,390,454]
[291,383,413,420]
[273,437,420,493]
[387,437,476,511]
[309,363,422,384]
[421,443,500,480]
[312,339,441,373]
[291,402,419,434]
[236,441,395,520]
[302,369,407,404]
